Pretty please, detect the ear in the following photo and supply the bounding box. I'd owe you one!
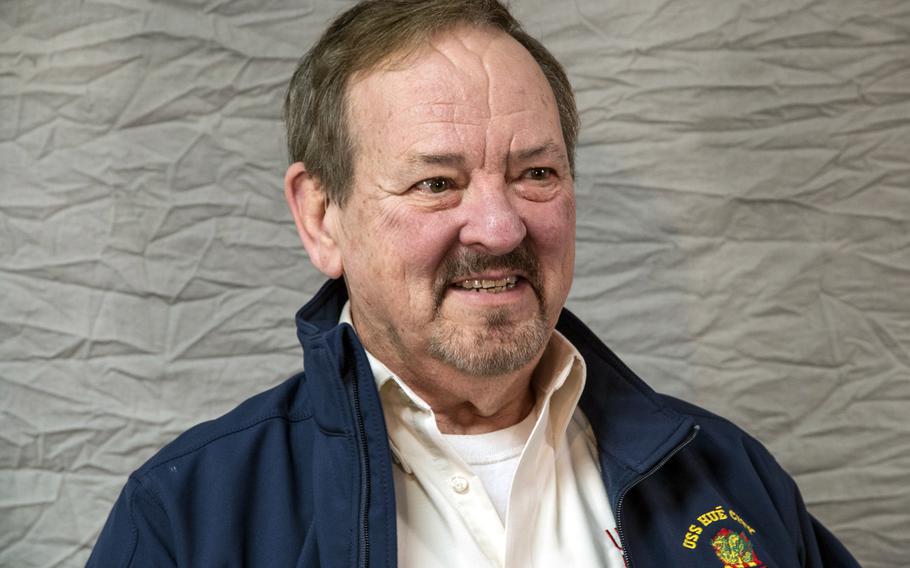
[284,162,344,278]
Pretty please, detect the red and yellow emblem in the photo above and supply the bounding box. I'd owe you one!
[710,527,764,568]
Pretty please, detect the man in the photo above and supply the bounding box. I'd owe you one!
[89,1,859,566]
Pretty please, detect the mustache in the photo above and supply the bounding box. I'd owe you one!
[434,244,543,310]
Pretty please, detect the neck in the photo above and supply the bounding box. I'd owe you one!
[407,366,538,435]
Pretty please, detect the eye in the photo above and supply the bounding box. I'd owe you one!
[415,177,454,194]
[524,167,555,181]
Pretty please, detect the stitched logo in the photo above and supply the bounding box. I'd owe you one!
[710,527,764,568]
[682,505,761,556]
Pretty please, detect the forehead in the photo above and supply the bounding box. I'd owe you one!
[345,26,562,160]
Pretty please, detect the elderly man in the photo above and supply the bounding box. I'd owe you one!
[89,1,858,567]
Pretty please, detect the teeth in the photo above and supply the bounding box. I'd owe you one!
[457,276,518,293]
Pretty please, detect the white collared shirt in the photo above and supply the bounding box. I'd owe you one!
[340,302,625,568]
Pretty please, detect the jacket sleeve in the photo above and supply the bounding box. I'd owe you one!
[807,514,861,567]
[742,431,861,567]
[86,476,177,568]
[793,485,861,567]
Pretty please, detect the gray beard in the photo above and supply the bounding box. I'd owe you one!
[426,306,551,376]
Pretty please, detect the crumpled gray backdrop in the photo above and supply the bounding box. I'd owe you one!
[2,0,908,566]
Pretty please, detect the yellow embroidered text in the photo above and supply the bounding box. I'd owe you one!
[697,505,728,527]
[682,524,703,549]
[728,509,756,535]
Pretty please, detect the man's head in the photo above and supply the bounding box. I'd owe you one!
[284,0,579,207]
[284,1,577,385]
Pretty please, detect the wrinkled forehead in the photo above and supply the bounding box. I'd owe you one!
[345,26,561,147]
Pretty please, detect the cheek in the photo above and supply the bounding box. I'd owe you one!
[367,204,462,279]
[527,192,576,256]
[559,194,577,243]
[525,193,576,306]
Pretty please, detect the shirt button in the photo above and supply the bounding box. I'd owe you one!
[450,475,469,494]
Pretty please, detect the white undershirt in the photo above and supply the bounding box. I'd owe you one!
[339,302,625,568]
[442,406,538,521]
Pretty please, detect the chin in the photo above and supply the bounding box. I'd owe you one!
[426,313,550,377]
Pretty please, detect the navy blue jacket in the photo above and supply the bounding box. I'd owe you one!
[88,279,859,567]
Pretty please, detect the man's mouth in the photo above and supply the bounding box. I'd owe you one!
[453,275,519,294]
[433,246,541,311]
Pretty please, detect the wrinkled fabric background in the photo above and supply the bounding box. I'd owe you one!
[1,0,908,566]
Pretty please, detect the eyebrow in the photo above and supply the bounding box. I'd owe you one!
[514,141,564,162]
[407,152,466,168]
[404,140,565,170]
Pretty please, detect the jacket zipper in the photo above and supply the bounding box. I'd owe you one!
[615,424,699,568]
[348,359,371,568]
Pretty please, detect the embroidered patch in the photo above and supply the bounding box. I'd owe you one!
[710,527,764,568]
[682,505,761,556]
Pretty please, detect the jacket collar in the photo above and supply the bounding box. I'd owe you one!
[295,278,350,342]
[295,278,695,503]
[558,309,695,505]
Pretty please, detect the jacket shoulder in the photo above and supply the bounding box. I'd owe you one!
[134,371,312,478]
[657,394,783,467]
[88,371,321,567]
[658,394,755,433]
[653,394,809,538]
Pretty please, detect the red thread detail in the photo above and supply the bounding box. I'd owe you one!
[605,528,622,551]
[605,528,629,568]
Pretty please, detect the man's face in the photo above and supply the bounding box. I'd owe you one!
[331,26,575,379]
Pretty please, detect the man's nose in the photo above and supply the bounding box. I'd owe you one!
[458,179,527,255]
